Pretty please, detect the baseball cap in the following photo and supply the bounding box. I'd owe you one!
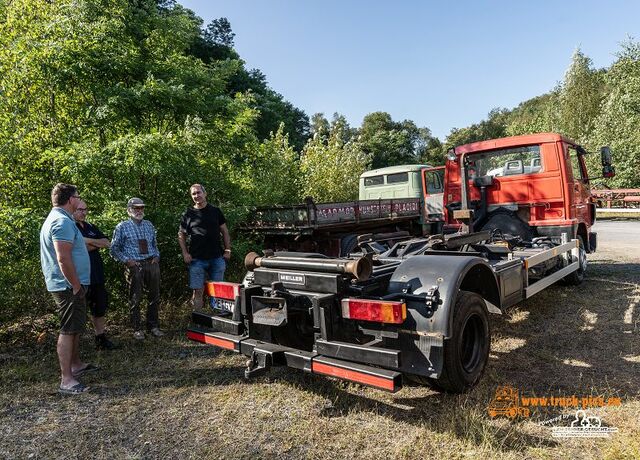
[127,197,145,208]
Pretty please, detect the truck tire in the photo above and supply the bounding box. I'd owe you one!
[433,290,490,393]
[563,236,586,285]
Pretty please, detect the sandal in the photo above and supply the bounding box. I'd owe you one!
[72,363,99,377]
[59,383,89,395]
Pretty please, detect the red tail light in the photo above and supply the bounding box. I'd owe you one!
[205,281,240,300]
[341,299,406,324]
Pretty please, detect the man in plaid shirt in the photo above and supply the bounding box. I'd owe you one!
[110,197,164,340]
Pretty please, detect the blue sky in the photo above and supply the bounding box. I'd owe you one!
[179,1,640,140]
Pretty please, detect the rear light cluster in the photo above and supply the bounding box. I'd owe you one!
[341,299,406,324]
[205,281,240,300]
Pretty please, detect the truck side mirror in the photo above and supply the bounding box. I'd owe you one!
[600,147,615,178]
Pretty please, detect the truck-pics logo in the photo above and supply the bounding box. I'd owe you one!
[549,410,619,438]
[487,385,621,419]
[487,386,530,418]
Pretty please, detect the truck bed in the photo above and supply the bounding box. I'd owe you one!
[241,198,422,235]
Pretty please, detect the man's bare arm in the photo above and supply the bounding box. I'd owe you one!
[178,230,192,264]
[53,240,82,294]
[84,237,111,251]
[220,223,231,261]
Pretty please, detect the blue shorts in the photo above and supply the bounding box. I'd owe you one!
[189,257,226,289]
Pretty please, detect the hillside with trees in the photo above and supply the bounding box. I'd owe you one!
[1,0,639,325]
[443,46,640,189]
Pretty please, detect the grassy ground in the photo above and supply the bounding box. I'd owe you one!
[1,248,638,459]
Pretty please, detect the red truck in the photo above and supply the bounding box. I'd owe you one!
[187,133,614,393]
[443,132,614,283]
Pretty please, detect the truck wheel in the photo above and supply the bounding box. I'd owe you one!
[434,290,490,393]
[563,236,586,285]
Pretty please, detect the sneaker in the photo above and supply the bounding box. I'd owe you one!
[150,327,165,337]
[95,333,119,350]
[133,330,145,340]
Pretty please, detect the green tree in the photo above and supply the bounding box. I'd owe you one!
[505,93,557,136]
[187,18,310,151]
[0,0,304,321]
[556,49,606,142]
[205,17,235,47]
[244,124,302,206]
[443,108,509,152]
[310,113,331,140]
[590,39,640,188]
[420,136,445,166]
[359,112,429,168]
[300,117,368,202]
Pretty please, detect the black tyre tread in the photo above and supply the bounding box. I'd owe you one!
[563,236,586,286]
[433,290,490,393]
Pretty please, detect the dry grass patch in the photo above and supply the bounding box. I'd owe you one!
[1,246,638,459]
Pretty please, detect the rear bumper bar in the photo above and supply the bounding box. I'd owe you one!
[186,326,402,392]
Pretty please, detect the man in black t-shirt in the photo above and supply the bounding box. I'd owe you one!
[178,184,231,309]
[73,200,118,350]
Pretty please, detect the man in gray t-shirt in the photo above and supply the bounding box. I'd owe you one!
[40,183,95,395]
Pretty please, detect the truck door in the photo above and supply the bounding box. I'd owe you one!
[566,145,591,226]
[421,166,445,222]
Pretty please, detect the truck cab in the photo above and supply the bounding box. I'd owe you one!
[444,133,613,254]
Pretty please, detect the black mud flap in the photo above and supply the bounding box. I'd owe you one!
[589,232,597,253]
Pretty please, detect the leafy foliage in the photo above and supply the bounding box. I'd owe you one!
[440,44,638,187]
[300,116,368,202]
[0,0,307,322]
[359,112,434,168]
[1,1,639,327]
[589,40,640,188]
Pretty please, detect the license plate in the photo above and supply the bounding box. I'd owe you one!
[213,298,235,313]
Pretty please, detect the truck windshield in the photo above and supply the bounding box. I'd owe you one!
[364,175,384,186]
[387,172,409,184]
[468,145,542,178]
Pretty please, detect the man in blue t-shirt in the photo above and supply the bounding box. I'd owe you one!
[40,183,96,395]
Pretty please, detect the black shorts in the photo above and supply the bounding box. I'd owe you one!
[51,287,88,335]
[86,283,108,318]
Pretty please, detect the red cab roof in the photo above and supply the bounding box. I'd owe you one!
[454,132,576,155]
